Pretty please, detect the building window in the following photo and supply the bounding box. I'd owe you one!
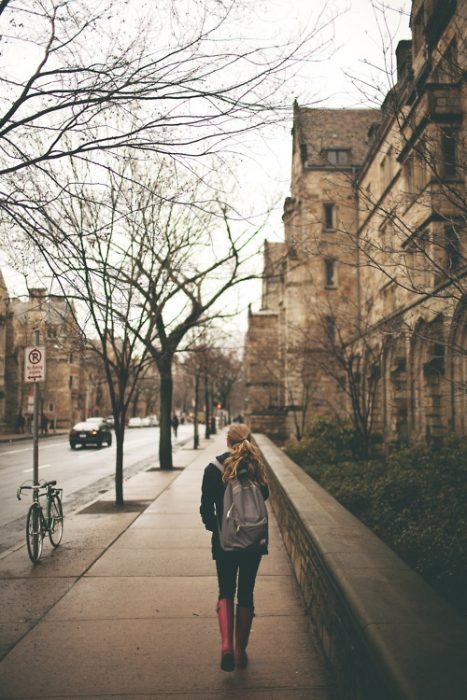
[69,375,73,388]
[441,128,457,178]
[324,149,350,165]
[69,353,74,364]
[325,315,336,343]
[445,225,462,272]
[434,40,458,82]
[380,147,394,189]
[324,203,335,230]
[405,140,427,196]
[324,259,336,287]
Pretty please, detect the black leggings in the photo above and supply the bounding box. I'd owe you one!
[215,551,262,608]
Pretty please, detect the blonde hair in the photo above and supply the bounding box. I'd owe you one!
[223,423,268,486]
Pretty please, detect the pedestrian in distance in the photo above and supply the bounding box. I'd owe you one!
[40,413,48,436]
[16,411,25,433]
[171,413,179,437]
[200,423,269,672]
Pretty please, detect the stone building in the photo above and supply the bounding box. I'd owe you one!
[245,0,466,445]
[4,288,86,431]
[0,279,163,434]
[0,285,113,433]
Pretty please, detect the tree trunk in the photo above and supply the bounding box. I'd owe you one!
[159,356,174,469]
[115,425,125,505]
[194,372,200,449]
[204,370,211,439]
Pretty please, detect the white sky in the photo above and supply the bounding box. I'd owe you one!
[0,0,413,334]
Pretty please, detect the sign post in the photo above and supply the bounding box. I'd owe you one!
[25,332,46,485]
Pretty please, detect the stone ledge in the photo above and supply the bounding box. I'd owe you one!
[254,433,467,700]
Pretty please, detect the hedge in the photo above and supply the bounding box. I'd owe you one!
[285,418,467,614]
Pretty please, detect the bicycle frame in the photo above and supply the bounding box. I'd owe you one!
[17,480,64,562]
[18,483,61,526]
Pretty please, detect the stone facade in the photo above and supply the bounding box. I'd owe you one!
[0,281,164,433]
[246,0,466,445]
[0,285,113,433]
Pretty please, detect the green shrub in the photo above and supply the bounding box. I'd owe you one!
[285,423,467,614]
[286,416,359,466]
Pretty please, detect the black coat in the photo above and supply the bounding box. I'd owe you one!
[200,451,269,559]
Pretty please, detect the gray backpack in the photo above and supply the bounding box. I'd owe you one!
[212,457,268,552]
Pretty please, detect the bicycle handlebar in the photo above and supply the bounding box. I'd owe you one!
[19,480,57,489]
[17,480,60,500]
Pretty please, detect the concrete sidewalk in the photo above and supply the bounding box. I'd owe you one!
[0,430,331,699]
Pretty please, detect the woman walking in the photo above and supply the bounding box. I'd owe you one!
[200,423,269,672]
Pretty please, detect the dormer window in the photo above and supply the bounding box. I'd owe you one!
[324,149,351,165]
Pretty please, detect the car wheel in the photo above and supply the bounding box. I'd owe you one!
[97,439,103,449]
[107,434,112,447]
[70,442,76,450]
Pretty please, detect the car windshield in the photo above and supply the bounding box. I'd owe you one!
[73,422,100,430]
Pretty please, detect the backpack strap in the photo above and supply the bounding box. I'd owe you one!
[211,457,224,473]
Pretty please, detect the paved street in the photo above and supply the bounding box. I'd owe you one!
[0,429,331,699]
[0,424,194,554]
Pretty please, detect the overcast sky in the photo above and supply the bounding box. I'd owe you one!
[239,0,412,232]
[1,0,413,330]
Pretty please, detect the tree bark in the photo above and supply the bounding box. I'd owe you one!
[115,426,124,505]
[204,369,210,440]
[159,356,174,469]
[194,372,200,449]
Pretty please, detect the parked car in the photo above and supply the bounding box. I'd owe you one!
[85,416,107,426]
[148,415,159,426]
[106,415,115,428]
[141,416,152,427]
[69,419,112,449]
[128,416,143,428]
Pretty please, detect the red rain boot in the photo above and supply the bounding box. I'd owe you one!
[217,599,235,671]
[235,606,254,669]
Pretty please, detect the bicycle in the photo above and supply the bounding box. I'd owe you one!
[17,480,64,563]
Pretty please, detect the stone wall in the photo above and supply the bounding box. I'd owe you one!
[255,432,467,700]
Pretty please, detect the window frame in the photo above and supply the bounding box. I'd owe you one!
[323,203,335,231]
[440,127,458,179]
[324,149,351,166]
[324,258,337,288]
[445,224,462,273]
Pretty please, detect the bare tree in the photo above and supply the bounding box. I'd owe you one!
[119,179,262,468]
[15,163,157,504]
[211,348,243,425]
[0,0,333,236]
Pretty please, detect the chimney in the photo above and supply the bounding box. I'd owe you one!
[396,40,413,84]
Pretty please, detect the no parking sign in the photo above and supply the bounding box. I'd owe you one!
[25,346,46,383]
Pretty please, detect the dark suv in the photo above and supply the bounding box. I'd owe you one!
[69,419,112,449]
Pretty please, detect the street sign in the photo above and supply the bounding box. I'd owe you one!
[25,346,46,383]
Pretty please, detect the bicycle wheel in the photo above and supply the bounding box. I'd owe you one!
[49,495,64,547]
[26,503,43,563]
